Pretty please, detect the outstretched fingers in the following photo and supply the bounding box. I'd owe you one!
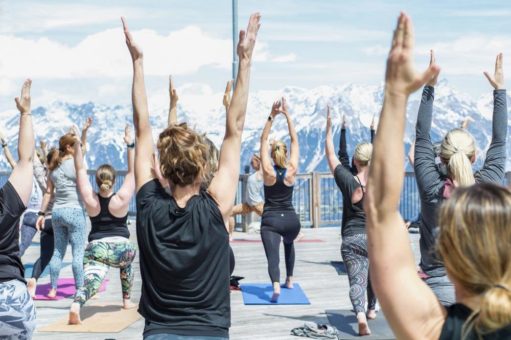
[225,80,233,94]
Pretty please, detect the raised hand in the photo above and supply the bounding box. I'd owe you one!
[426,50,440,87]
[169,76,179,104]
[326,105,332,131]
[223,80,233,109]
[270,99,281,118]
[15,79,32,114]
[484,53,504,90]
[82,117,93,131]
[385,13,440,96]
[39,140,47,152]
[124,124,134,145]
[237,13,261,61]
[121,17,143,62]
[280,97,289,116]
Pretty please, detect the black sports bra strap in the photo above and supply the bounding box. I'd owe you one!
[354,175,366,196]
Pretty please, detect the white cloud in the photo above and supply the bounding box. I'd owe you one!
[448,9,511,17]
[272,53,297,63]
[0,26,293,79]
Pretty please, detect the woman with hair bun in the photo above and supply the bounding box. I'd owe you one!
[37,121,91,298]
[413,50,507,306]
[68,125,137,324]
[366,12,510,339]
[122,12,260,339]
[324,105,376,335]
[259,97,301,302]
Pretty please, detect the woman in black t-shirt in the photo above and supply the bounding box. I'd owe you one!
[68,125,137,325]
[0,79,36,339]
[366,13,510,340]
[324,106,376,336]
[121,13,260,339]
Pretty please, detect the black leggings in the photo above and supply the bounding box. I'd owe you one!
[261,211,301,283]
[31,219,54,280]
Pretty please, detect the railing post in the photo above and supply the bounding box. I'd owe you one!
[311,172,321,228]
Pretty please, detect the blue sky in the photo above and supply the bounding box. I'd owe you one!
[0,0,509,111]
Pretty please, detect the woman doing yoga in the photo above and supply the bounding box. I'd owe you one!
[338,114,375,174]
[366,12,510,339]
[68,125,137,324]
[413,50,507,306]
[260,98,301,302]
[0,79,36,338]
[122,12,260,339]
[325,106,376,336]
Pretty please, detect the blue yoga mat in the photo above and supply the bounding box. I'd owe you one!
[240,283,310,305]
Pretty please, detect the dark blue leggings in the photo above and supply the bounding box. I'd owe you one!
[260,211,301,283]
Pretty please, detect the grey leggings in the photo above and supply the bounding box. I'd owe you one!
[49,208,86,290]
[341,233,377,314]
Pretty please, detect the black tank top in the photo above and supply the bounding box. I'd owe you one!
[88,194,130,242]
[440,303,511,340]
[263,166,294,212]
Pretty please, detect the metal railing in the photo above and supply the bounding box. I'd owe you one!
[2,170,508,228]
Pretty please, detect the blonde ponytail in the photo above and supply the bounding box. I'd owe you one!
[271,141,287,168]
[440,129,476,187]
[354,143,372,166]
[475,284,511,335]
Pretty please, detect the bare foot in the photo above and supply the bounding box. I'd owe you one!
[68,302,81,325]
[123,299,137,309]
[357,312,371,336]
[27,278,37,297]
[285,277,293,289]
[47,288,57,299]
[367,309,377,320]
[271,282,280,303]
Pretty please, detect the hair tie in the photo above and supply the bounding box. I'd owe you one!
[494,284,510,291]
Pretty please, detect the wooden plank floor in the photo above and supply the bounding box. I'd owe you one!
[25,220,420,339]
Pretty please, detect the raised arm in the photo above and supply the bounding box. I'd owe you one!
[337,115,351,169]
[8,79,35,205]
[72,134,99,215]
[325,106,341,173]
[168,75,178,126]
[365,13,444,339]
[223,80,233,113]
[413,50,443,199]
[122,17,155,192]
[1,141,17,169]
[260,100,280,182]
[208,13,261,220]
[281,97,299,177]
[370,115,376,143]
[114,125,136,207]
[81,117,93,154]
[476,53,507,183]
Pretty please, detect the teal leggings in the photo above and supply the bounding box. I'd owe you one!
[74,240,137,306]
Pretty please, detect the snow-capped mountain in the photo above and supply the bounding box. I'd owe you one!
[0,81,509,172]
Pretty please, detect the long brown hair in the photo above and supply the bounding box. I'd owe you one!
[437,183,511,336]
[48,133,77,171]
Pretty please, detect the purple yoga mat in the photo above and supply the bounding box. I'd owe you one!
[34,278,109,300]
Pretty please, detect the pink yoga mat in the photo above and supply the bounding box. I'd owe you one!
[34,278,109,300]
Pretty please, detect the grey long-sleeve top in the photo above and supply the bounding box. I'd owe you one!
[414,85,507,277]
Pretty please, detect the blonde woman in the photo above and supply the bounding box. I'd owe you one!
[413,50,506,305]
[68,125,137,324]
[325,106,376,335]
[366,12,510,339]
[260,98,301,302]
[122,12,260,339]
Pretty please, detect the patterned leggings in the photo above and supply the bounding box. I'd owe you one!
[0,279,36,339]
[341,233,377,314]
[49,208,87,290]
[74,240,137,306]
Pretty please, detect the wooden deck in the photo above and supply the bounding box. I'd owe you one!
[26,221,420,339]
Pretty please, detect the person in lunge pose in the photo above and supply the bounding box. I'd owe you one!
[37,120,92,298]
[260,98,301,302]
[122,12,260,339]
[338,114,375,175]
[366,12,510,339]
[325,106,376,335]
[0,79,36,338]
[68,124,137,324]
[413,50,507,306]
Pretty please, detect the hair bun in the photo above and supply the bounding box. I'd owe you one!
[100,180,112,192]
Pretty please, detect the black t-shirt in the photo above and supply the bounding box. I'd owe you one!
[88,194,129,242]
[440,303,511,340]
[0,181,27,283]
[136,179,230,338]
[333,164,366,237]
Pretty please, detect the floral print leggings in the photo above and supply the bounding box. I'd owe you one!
[73,239,137,306]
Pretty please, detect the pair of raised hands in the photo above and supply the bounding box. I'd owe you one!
[270,97,290,118]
